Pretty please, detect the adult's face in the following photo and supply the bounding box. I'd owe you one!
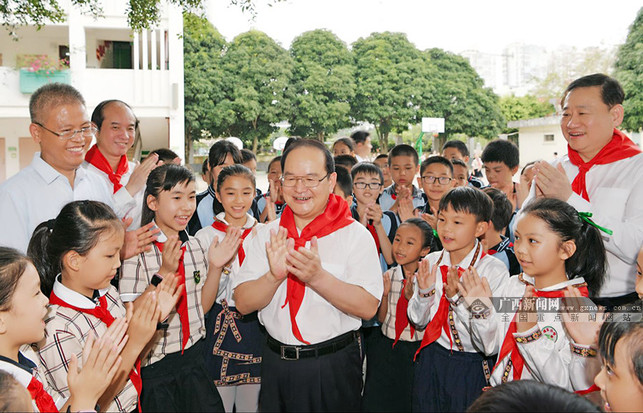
[561,86,623,162]
[95,102,136,158]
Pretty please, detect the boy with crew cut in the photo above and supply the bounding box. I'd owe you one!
[481,139,521,211]
[407,186,509,412]
[451,159,470,187]
[442,140,484,188]
[481,187,521,275]
[333,166,354,207]
[416,156,455,231]
[379,144,425,214]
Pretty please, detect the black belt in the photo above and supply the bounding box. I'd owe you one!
[267,331,357,360]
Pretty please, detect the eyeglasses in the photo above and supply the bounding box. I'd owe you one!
[35,122,97,140]
[354,182,383,190]
[421,175,452,185]
[281,174,329,188]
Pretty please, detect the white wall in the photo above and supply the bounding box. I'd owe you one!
[517,123,568,165]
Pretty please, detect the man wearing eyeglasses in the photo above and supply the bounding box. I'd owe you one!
[234,139,383,412]
[0,83,113,252]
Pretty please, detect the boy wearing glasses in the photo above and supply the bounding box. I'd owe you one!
[416,156,455,234]
[0,83,112,252]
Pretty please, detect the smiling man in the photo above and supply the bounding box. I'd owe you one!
[0,83,113,252]
[233,138,382,412]
[531,74,643,308]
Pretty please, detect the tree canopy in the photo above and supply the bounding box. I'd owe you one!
[614,7,643,132]
[499,95,555,133]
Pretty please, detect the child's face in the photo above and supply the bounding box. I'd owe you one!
[483,161,518,189]
[216,175,255,224]
[392,224,429,266]
[390,155,418,188]
[267,161,282,183]
[437,204,488,260]
[333,186,353,206]
[148,180,197,234]
[333,142,353,157]
[442,147,467,163]
[76,227,124,293]
[513,213,574,279]
[352,172,383,205]
[595,337,643,412]
[418,163,455,202]
[0,263,48,346]
[211,154,236,189]
[242,159,257,175]
[452,164,469,187]
[374,157,392,187]
[636,247,643,299]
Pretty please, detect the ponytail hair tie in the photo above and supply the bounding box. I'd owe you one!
[45,219,56,231]
[578,212,613,235]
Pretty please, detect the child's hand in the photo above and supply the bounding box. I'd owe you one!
[397,185,411,200]
[121,221,160,260]
[419,212,437,230]
[156,272,182,321]
[208,227,242,269]
[398,197,415,222]
[159,235,182,277]
[516,286,539,333]
[444,266,460,299]
[403,270,417,300]
[561,286,606,347]
[382,272,391,297]
[126,292,161,348]
[365,204,384,225]
[266,227,290,282]
[416,259,436,291]
[67,334,123,411]
[101,317,129,354]
[458,267,492,309]
[264,194,277,223]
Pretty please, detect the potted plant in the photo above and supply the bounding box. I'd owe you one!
[17,54,71,93]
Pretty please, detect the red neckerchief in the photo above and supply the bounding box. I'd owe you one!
[27,376,58,413]
[48,291,142,410]
[85,144,129,193]
[568,129,641,201]
[153,241,189,353]
[414,244,484,360]
[211,219,254,266]
[393,269,416,347]
[279,194,354,344]
[366,223,381,253]
[491,281,589,381]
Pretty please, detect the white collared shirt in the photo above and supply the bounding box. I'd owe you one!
[524,152,643,297]
[234,218,383,345]
[194,212,261,306]
[0,153,113,253]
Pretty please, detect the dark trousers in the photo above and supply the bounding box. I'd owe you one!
[140,340,224,412]
[259,336,363,412]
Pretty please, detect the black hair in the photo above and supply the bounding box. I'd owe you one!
[451,158,469,178]
[350,130,370,145]
[374,153,388,162]
[332,137,355,153]
[281,138,335,176]
[201,158,209,175]
[283,137,300,152]
[562,73,624,108]
[439,186,492,223]
[388,144,419,166]
[520,198,606,296]
[350,162,384,184]
[334,154,358,170]
[216,164,256,193]
[398,217,437,252]
[141,164,196,226]
[481,139,520,169]
[29,83,85,124]
[150,148,180,164]
[91,99,139,130]
[0,247,31,311]
[268,156,282,172]
[467,380,601,413]
[598,321,643,385]
[420,155,454,176]
[521,160,538,176]
[334,166,353,197]
[442,140,470,158]
[27,201,122,297]
[208,140,242,169]
[240,148,257,164]
[482,187,513,232]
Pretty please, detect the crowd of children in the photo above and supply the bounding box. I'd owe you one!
[0,74,641,413]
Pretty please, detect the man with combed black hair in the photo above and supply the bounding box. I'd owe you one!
[351,130,372,162]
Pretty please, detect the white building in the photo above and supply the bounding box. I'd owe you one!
[0,0,184,183]
[509,116,567,165]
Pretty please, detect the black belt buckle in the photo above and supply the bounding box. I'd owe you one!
[280,345,300,360]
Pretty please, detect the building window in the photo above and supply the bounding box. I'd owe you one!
[544,134,554,143]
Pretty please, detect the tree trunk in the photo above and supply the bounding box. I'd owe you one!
[316,131,324,142]
[252,135,258,153]
[380,131,389,153]
[185,133,194,165]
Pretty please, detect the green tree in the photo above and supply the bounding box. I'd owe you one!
[288,29,355,140]
[183,12,228,162]
[220,30,293,152]
[351,32,433,152]
[499,95,555,133]
[615,7,643,132]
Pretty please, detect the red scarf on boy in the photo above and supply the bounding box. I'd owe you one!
[568,129,641,201]
[279,194,354,344]
[85,145,129,193]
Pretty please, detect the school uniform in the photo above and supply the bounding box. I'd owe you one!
[466,274,596,391]
[188,186,261,235]
[0,352,62,413]
[379,184,425,212]
[234,195,383,412]
[362,265,423,413]
[407,241,508,412]
[350,205,397,273]
[487,235,521,275]
[119,229,224,412]
[0,152,113,253]
[194,213,264,408]
[38,280,138,413]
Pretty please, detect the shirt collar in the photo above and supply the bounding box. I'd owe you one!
[441,239,483,268]
[32,152,85,185]
[0,353,37,386]
[154,221,189,245]
[214,212,256,229]
[521,274,587,292]
[52,275,109,309]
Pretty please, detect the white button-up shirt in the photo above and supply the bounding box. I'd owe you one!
[0,153,113,253]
